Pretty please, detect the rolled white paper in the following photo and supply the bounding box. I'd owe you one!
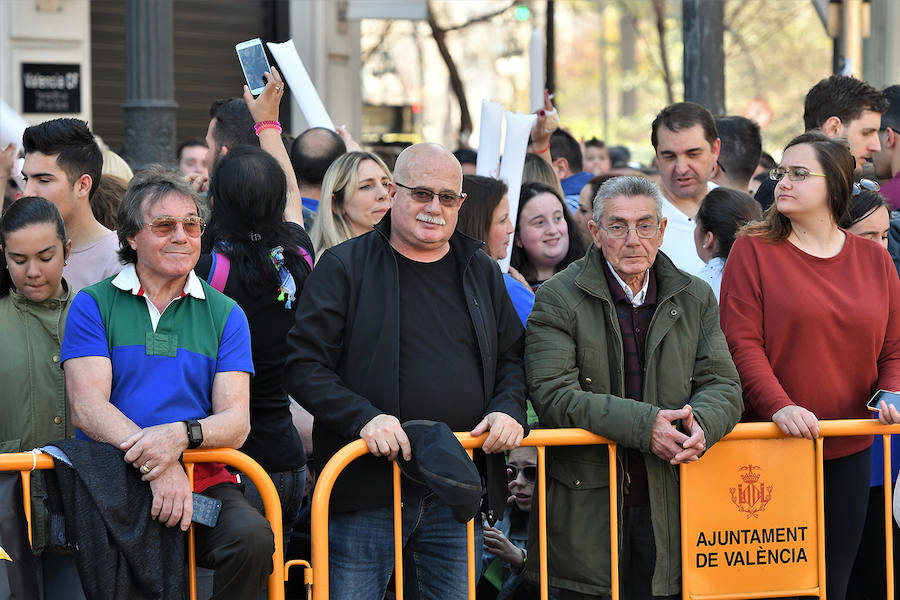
[476,100,503,179]
[1,101,28,152]
[267,39,336,131]
[497,110,537,273]
[529,27,545,113]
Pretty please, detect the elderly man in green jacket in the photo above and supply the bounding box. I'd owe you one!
[523,176,742,599]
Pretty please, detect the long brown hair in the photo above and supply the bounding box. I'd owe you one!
[741,132,854,242]
[457,175,508,251]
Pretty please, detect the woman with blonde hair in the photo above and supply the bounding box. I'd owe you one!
[311,151,392,256]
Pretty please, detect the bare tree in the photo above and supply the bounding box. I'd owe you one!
[652,0,675,104]
[616,0,675,105]
[426,0,516,148]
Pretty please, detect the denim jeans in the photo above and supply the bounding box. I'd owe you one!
[238,466,306,549]
[328,484,483,600]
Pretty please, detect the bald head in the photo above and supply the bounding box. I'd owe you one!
[290,127,347,187]
[388,143,465,261]
[394,143,462,189]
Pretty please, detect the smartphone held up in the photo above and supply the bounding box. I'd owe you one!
[235,37,272,96]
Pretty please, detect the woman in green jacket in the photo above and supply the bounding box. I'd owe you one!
[0,196,83,598]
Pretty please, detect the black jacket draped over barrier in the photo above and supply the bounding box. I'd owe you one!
[285,212,528,517]
[42,439,185,600]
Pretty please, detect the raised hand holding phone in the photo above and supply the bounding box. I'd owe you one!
[235,38,272,96]
[242,66,284,124]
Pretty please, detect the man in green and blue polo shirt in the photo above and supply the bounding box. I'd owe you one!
[61,166,273,599]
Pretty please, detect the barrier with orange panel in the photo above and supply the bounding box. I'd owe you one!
[680,419,900,600]
[311,422,900,600]
[0,447,286,600]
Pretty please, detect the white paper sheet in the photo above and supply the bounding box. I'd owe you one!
[267,39,335,131]
[475,100,503,179]
[497,111,537,273]
[529,28,545,113]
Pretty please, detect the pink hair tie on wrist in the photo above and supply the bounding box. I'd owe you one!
[254,120,282,136]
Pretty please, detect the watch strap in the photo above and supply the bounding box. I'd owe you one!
[184,419,203,449]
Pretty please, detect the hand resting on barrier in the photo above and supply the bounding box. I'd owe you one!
[650,405,706,465]
[772,404,820,440]
[360,413,412,461]
[471,412,524,454]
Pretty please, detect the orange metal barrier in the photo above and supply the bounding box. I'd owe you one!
[309,429,619,600]
[310,421,900,600]
[0,447,285,600]
[680,419,900,600]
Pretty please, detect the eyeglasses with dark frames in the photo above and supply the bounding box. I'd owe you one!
[143,216,206,238]
[769,167,826,182]
[507,464,537,483]
[393,181,466,207]
[598,220,661,239]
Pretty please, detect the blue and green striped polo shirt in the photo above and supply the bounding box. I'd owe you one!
[61,270,253,432]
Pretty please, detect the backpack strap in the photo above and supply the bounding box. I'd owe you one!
[206,252,231,292]
[297,245,313,271]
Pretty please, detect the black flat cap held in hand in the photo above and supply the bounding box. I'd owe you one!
[399,420,483,523]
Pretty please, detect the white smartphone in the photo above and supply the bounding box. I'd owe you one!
[866,389,900,412]
[235,38,272,96]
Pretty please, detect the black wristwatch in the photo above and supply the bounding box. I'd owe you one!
[183,419,203,449]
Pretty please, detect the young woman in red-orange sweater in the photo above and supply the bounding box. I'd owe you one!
[720,132,900,599]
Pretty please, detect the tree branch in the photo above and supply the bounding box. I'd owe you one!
[362,21,395,64]
[442,1,517,32]
[427,0,474,146]
[652,0,675,105]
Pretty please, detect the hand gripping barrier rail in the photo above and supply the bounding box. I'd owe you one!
[309,428,619,600]
[310,420,900,600]
[0,448,288,600]
[2,420,898,600]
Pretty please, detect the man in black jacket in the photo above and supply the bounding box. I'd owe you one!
[285,142,527,600]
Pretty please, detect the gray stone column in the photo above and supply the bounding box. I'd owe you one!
[682,0,725,116]
[122,0,178,170]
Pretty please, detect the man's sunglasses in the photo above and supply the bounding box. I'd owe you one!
[507,464,537,483]
[143,216,206,238]
[393,181,466,207]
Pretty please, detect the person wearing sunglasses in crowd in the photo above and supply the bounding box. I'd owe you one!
[838,186,900,599]
[841,186,891,247]
[285,143,527,600]
[720,132,900,600]
[480,445,540,600]
[60,165,274,599]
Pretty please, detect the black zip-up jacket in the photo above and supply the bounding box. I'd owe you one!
[284,212,528,514]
